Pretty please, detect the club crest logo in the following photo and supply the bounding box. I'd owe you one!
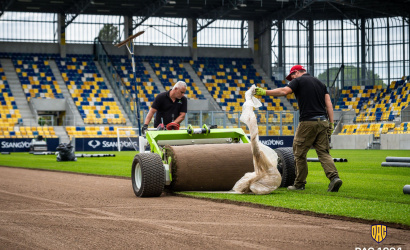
[371,224,387,243]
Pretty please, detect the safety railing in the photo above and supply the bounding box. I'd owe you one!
[141,110,299,136]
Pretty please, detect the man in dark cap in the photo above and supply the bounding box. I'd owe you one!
[255,65,342,192]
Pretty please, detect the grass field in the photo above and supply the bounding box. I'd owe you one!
[1,149,409,227]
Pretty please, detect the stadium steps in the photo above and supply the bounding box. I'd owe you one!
[95,61,132,126]
[48,60,84,126]
[252,63,293,110]
[142,61,166,93]
[182,62,221,111]
[0,58,37,126]
[54,126,70,144]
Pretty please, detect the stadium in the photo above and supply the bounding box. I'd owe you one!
[0,0,409,249]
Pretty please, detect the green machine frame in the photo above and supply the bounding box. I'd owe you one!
[132,125,251,197]
[145,126,250,159]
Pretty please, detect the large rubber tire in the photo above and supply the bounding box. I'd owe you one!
[131,153,165,197]
[274,147,296,187]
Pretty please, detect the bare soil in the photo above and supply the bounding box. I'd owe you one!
[0,166,408,250]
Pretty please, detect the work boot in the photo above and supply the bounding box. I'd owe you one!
[328,177,343,192]
[287,185,305,191]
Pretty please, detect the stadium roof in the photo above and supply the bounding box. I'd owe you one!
[1,0,409,22]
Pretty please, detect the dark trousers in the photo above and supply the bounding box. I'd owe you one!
[292,120,339,187]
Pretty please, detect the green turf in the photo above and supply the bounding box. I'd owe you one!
[1,149,409,226]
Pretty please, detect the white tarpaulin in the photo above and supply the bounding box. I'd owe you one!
[232,85,282,194]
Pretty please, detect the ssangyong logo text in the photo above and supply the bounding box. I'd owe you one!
[102,141,137,148]
[87,140,137,149]
[1,141,31,149]
[260,139,284,146]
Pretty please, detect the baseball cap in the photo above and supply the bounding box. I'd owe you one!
[286,65,306,81]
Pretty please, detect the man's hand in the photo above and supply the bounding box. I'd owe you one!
[157,123,165,131]
[327,122,334,139]
[255,87,266,96]
[142,124,148,135]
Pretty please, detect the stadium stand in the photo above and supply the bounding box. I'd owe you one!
[0,126,57,139]
[109,55,160,111]
[65,125,136,138]
[273,77,299,110]
[55,54,126,125]
[353,79,409,123]
[1,50,408,143]
[192,57,261,111]
[335,85,382,116]
[148,56,205,100]
[338,122,395,138]
[11,54,64,101]
[390,122,409,134]
[335,75,410,139]
[191,57,294,135]
[0,62,22,127]
[109,55,206,113]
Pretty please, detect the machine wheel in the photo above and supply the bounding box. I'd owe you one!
[275,147,296,187]
[131,153,165,197]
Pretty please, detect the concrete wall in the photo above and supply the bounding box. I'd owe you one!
[380,134,410,149]
[332,134,410,149]
[331,134,373,149]
[31,99,67,111]
[0,42,92,55]
[0,42,252,59]
[334,110,355,123]
[188,99,216,111]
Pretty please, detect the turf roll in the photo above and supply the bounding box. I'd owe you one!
[404,185,410,194]
[165,144,254,191]
[381,162,410,167]
[386,157,410,163]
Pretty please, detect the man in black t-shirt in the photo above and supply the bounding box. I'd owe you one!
[254,65,342,192]
[143,81,188,132]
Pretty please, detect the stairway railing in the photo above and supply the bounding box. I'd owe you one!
[94,37,138,127]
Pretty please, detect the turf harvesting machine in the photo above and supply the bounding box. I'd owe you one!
[115,33,295,197]
[131,125,296,197]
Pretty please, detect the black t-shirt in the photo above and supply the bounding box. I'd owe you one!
[151,90,188,127]
[288,73,329,121]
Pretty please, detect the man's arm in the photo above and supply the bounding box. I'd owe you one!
[257,86,293,97]
[325,94,334,123]
[144,108,157,125]
[173,112,186,124]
